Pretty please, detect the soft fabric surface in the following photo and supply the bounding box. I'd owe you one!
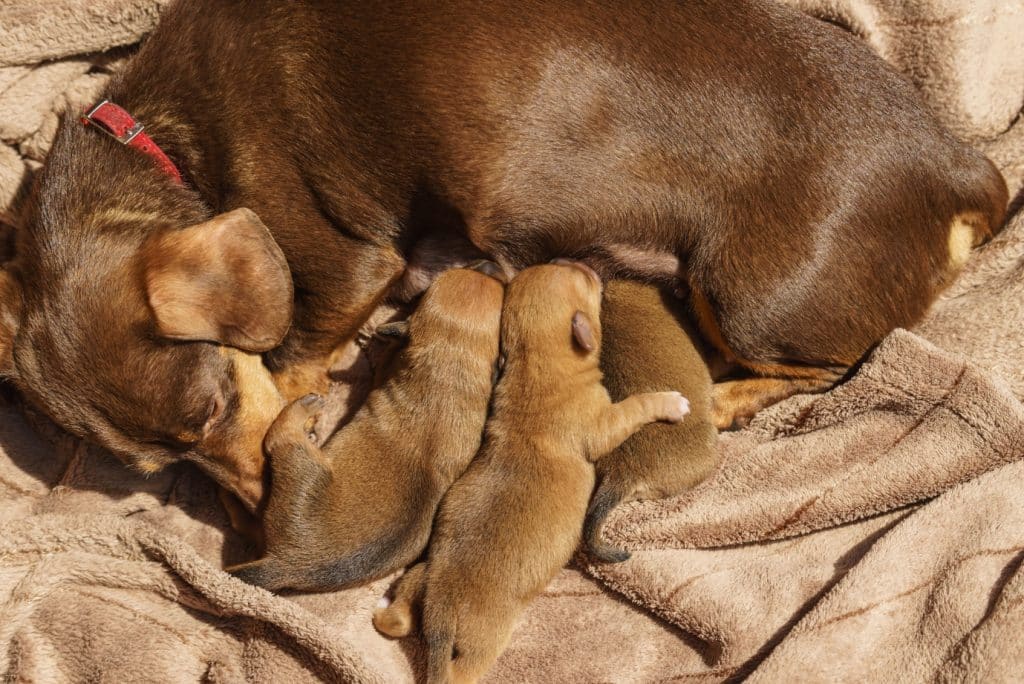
[1,1,1023,681]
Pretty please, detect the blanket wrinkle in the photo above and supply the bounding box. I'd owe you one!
[1,1,1024,682]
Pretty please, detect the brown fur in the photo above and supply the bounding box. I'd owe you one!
[373,263,690,683]
[0,0,1007,506]
[228,265,504,591]
[585,280,718,563]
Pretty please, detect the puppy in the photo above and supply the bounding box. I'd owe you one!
[373,262,690,683]
[584,280,718,562]
[229,263,503,592]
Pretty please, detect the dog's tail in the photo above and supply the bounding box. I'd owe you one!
[583,477,632,563]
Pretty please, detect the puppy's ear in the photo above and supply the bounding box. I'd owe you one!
[0,269,23,377]
[142,208,293,352]
[571,310,596,352]
[375,320,410,339]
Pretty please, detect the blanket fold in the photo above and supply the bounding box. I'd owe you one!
[598,330,1024,551]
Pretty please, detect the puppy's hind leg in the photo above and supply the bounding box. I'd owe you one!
[587,391,691,459]
[374,562,427,638]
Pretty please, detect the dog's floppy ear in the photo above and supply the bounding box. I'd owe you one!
[0,269,23,377]
[141,208,293,352]
[571,310,596,352]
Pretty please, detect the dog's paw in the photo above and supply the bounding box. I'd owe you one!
[656,391,690,423]
[373,596,416,638]
[265,393,325,452]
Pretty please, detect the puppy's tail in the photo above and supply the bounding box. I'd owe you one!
[229,557,291,592]
[583,478,632,563]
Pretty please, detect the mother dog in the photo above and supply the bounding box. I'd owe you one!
[0,0,1006,509]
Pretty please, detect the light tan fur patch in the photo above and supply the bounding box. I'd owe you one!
[88,207,161,230]
[205,347,285,508]
[947,215,976,272]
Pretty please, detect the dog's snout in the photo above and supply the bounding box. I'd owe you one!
[550,258,601,287]
[468,259,508,284]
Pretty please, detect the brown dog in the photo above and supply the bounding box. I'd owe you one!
[585,280,718,562]
[373,263,690,683]
[229,264,503,591]
[0,0,1005,507]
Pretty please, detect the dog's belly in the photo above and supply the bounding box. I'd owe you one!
[393,220,684,301]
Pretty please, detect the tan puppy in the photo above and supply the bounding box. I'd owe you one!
[229,263,504,591]
[585,280,719,562]
[374,262,690,683]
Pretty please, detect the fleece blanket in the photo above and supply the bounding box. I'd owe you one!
[2,1,1024,682]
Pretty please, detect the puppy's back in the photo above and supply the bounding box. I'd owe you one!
[586,281,717,562]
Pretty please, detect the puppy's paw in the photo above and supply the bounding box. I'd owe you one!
[373,596,416,638]
[265,393,326,453]
[655,391,690,423]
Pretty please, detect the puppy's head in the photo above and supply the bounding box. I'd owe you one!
[0,133,291,510]
[382,261,506,366]
[502,261,603,362]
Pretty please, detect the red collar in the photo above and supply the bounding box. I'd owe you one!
[81,100,184,185]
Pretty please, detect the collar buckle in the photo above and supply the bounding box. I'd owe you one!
[81,100,145,144]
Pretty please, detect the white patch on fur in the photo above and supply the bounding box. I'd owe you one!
[947,216,976,271]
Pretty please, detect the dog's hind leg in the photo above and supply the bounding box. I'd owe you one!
[711,372,837,430]
[373,562,427,637]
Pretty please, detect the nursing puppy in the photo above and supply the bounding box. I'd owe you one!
[229,263,503,592]
[374,262,690,683]
[585,280,718,563]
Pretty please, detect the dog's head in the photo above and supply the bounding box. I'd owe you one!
[0,132,291,510]
[502,260,604,362]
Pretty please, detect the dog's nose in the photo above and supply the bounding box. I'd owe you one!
[550,258,602,287]
[468,259,508,284]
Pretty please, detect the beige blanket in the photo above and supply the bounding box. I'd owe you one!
[2,1,1024,681]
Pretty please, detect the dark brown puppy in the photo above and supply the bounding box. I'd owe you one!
[0,0,1006,507]
[229,265,503,591]
[373,263,690,683]
[585,280,718,563]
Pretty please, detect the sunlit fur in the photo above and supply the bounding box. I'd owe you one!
[374,264,689,683]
